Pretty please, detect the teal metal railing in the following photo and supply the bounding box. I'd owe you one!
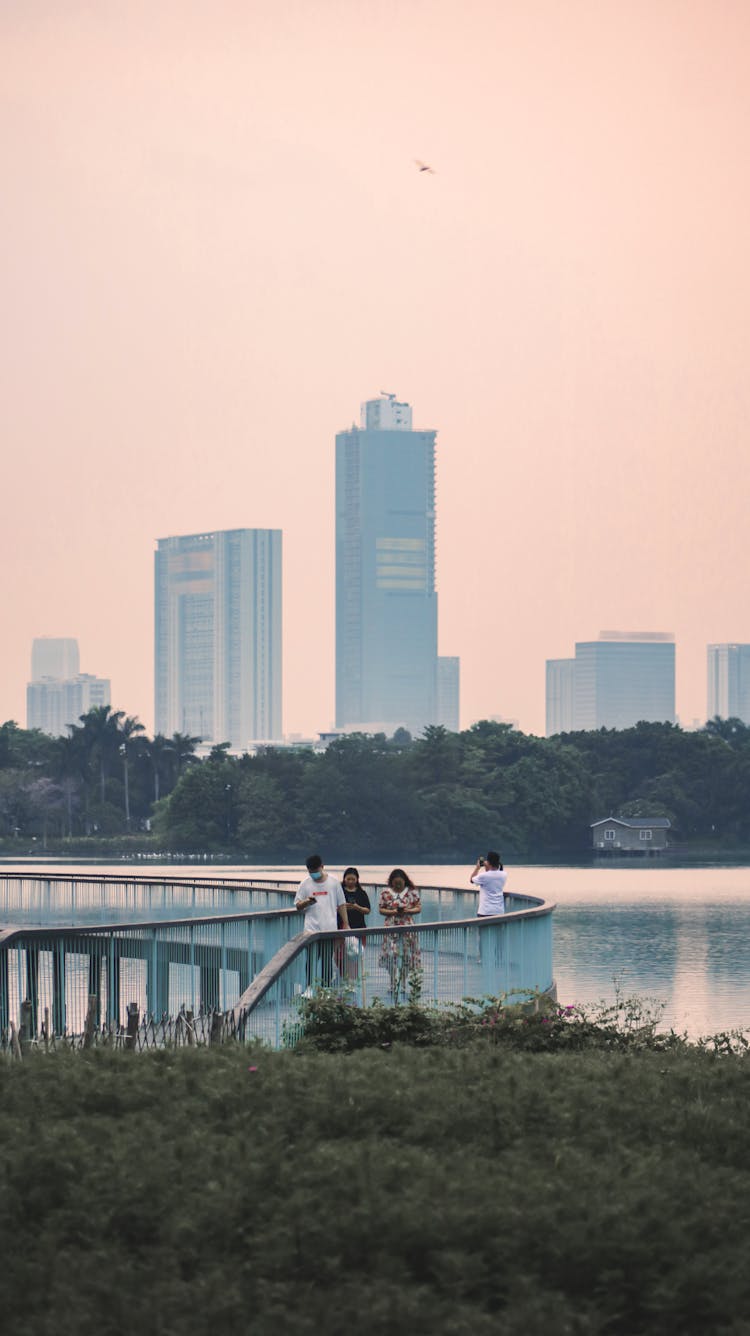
[0,909,302,1036]
[0,872,297,927]
[233,900,555,1049]
[0,874,554,1043]
[0,871,541,929]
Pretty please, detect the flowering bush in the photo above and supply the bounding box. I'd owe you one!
[292,985,698,1055]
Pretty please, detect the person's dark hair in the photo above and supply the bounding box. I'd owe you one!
[342,866,361,885]
[305,854,323,873]
[486,851,502,870]
[388,867,415,889]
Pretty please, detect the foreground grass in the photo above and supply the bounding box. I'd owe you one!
[2,1041,750,1336]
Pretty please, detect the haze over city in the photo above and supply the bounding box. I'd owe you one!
[3,0,750,738]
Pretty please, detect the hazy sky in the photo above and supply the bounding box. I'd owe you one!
[3,0,750,738]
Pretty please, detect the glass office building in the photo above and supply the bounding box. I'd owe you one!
[547,633,676,733]
[707,644,750,723]
[574,632,675,731]
[154,528,282,747]
[336,395,442,735]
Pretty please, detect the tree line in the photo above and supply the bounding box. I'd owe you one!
[2,710,750,856]
[0,709,199,843]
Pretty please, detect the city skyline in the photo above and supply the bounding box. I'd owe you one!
[3,2,750,738]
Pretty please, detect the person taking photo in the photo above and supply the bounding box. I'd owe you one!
[470,851,508,916]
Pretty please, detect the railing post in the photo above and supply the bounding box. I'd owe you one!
[25,945,39,1036]
[52,940,65,1035]
[0,948,8,1035]
[88,948,102,1028]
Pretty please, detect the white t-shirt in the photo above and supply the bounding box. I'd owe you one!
[295,874,345,933]
[471,869,508,916]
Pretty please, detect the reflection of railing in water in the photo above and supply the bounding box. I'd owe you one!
[0,880,554,1045]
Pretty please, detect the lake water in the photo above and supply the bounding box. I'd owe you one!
[3,859,750,1039]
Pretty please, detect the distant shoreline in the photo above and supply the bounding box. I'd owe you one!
[3,846,750,870]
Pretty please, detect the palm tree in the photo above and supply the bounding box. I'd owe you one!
[118,715,146,830]
[149,733,174,804]
[80,705,125,805]
[170,732,201,782]
[53,731,87,836]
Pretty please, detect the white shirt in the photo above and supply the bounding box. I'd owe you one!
[295,874,345,933]
[471,869,508,916]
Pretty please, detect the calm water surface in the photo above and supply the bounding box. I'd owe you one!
[3,860,749,1038]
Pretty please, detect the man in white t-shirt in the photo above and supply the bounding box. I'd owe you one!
[295,854,349,987]
[470,851,508,916]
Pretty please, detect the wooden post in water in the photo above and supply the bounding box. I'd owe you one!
[125,1002,140,1051]
[19,1000,33,1054]
[83,994,98,1049]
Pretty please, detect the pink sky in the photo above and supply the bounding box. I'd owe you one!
[3,0,750,738]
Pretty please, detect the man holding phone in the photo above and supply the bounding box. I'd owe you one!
[470,851,507,916]
[295,854,349,988]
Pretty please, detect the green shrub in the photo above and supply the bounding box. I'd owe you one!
[2,1039,750,1335]
[292,985,695,1055]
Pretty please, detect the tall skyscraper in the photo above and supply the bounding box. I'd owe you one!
[154,528,282,747]
[31,637,80,681]
[336,394,454,735]
[546,632,676,733]
[545,658,576,735]
[707,644,750,723]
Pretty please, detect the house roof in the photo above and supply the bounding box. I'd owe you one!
[590,817,671,829]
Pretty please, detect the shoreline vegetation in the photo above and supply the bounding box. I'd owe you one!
[3,994,749,1334]
[5,712,750,862]
[5,840,750,866]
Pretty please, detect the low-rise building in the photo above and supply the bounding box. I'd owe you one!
[591,816,671,852]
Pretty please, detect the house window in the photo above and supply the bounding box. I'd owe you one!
[604,829,616,841]
[639,829,653,841]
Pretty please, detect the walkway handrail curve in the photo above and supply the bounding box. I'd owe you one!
[233,894,556,1025]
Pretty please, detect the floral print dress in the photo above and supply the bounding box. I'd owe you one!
[378,885,422,972]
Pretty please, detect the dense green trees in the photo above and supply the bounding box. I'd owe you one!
[150,716,750,857]
[0,713,198,844]
[3,714,750,855]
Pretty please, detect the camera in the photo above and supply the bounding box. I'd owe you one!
[477,856,485,867]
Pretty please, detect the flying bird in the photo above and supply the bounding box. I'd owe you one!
[414,159,435,174]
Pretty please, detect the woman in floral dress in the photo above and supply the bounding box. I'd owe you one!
[378,868,422,997]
